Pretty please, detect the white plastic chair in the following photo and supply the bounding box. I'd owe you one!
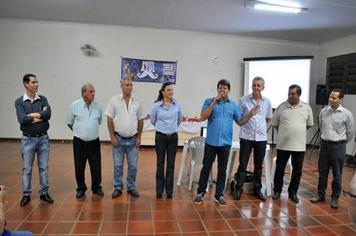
[187,137,211,191]
[271,156,292,187]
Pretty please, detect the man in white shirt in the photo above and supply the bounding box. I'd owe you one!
[311,89,354,209]
[272,84,313,204]
[232,77,273,201]
[105,77,145,198]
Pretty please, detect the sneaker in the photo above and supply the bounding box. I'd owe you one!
[194,192,205,204]
[330,198,339,209]
[214,196,227,206]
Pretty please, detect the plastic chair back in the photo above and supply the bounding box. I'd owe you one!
[188,137,205,165]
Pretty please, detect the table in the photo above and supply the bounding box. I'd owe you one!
[177,140,272,197]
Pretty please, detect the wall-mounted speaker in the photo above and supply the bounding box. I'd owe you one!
[316,84,329,105]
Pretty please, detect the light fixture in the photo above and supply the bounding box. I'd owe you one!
[245,0,307,14]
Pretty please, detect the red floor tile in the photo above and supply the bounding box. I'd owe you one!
[328,224,356,235]
[305,226,338,235]
[43,222,74,234]
[220,209,245,219]
[100,221,127,234]
[313,215,343,225]
[17,222,48,234]
[179,221,205,232]
[154,221,180,233]
[1,142,356,236]
[72,222,100,234]
[202,219,230,231]
[198,210,222,220]
[227,218,255,230]
[234,229,261,236]
[127,221,153,234]
[249,218,277,230]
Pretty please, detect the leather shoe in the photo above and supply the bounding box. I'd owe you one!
[40,193,54,203]
[272,192,280,200]
[310,195,325,203]
[232,190,242,201]
[128,189,140,197]
[254,191,266,201]
[330,198,339,209]
[289,193,299,204]
[167,193,173,199]
[112,189,122,199]
[76,190,85,199]
[20,196,31,206]
[156,193,162,198]
[93,189,104,197]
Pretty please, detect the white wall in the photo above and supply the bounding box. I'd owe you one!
[0,19,320,140]
[319,34,356,155]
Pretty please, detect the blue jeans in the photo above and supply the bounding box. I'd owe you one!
[21,135,50,196]
[112,134,138,191]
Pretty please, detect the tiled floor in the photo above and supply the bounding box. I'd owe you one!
[1,140,356,235]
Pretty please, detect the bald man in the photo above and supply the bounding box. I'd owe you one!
[66,83,104,199]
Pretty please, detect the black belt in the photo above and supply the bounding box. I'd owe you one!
[157,131,177,137]
[23,132,47,138]
[115,132,136,139]
[321,139,346,145]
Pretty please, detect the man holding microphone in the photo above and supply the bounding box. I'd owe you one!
[194,79,258,206]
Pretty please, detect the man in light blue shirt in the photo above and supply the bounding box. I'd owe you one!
[194,79,258,206]
[233,77,272,201]
[66,83,103,199]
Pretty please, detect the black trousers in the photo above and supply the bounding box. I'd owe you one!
[234,139,267,192]
[273,149,304,194]
[155,132,178,195]
[73,137,102,192]
[317,140,346,199]
[197,143,230,198]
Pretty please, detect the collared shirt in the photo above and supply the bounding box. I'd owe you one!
[150,99,182,134]
[239,94,273,141]
[15,93,51,135]
[105,94,145,137]
[66,99,102,141]
[272,100,313,151]
[319,105,354,143]
[202,97,241,147]
[23,93,40,102]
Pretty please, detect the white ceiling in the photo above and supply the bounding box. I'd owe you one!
[1,0,356,43]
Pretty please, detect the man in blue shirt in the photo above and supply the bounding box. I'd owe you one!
[194,79,258,206]
[15,74,53,206]
[66,83,104,199]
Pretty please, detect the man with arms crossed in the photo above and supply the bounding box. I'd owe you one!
[106,77,145,198]
[15,74,53,206]
[311,89,354,208]
[66,83,104,199]
[232,76,273,201]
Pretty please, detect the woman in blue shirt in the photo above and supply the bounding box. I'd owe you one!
[150,83,182,199]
